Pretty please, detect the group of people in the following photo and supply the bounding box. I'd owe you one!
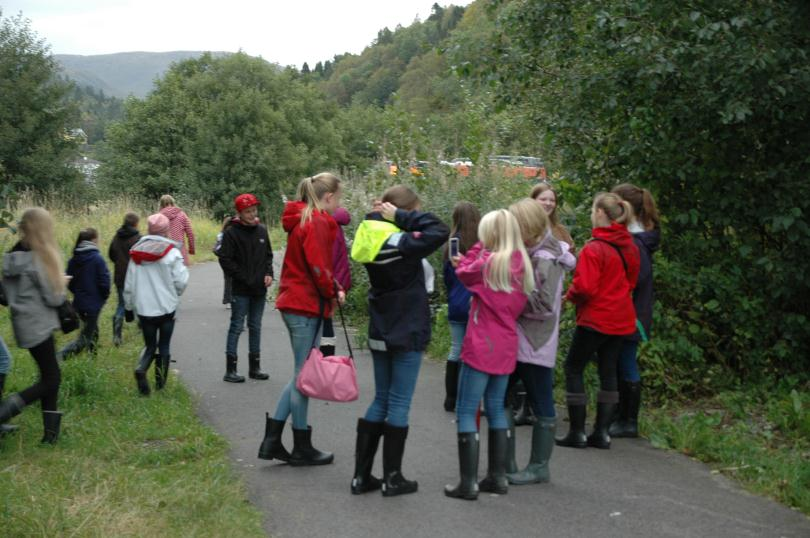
[0,173,661,506]
[0,196,195,442]
[244,174,659,502]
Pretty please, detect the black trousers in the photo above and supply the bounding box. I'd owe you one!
[19,336,61,411]
[564,326,623,394]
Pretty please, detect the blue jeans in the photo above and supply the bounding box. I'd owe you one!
[114,288,126,322]
[226,294,266,356]
[139,313,176,358]
[618,339,641,382]
[364,350,423,427]
[513,362,555,418]
[456,363,509,433]
[447,320,467,363]
[273,313,321,430]
[0,336,11,375]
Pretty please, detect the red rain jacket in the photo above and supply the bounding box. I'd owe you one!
[565,223,640,335]
[275,201,339,318]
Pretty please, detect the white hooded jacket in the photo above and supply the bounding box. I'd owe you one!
[123,235,189,317]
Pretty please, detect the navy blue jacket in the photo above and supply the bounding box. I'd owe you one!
[67,241,111,315]
[363,209,449,353]
[442,234,472,323]
[629,229,660,342]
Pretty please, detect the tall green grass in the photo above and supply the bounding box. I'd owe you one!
[0,196,264,537]
[2,192,221,265]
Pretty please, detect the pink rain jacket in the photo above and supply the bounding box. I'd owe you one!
[456,242,529,375]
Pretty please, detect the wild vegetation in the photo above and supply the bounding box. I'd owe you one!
[0,197,266,537]
[1,0,808,520]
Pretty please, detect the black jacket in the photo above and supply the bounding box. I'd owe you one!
[218,221,274,297]
[363,209,449,353]
[628,229,660,342]
[108,225,141,290]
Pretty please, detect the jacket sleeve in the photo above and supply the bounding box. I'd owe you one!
[97,256,111,300]
[442,259,454,290]
[183,213,195,255]
[67,259,77,295]
[264,226,274,279]
[559,242,577,272]
[123,262,135,311]
[391,209,450,259]
[108,239,118,263]
[455,242,487,289]
[565,243,601,305]
[217,229,244,284]
[302,219,337,299]
[172,250,190,296]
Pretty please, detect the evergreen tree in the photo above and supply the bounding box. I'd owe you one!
[0,10,80,192]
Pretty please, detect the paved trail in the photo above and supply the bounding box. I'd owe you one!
[174,262,809,538]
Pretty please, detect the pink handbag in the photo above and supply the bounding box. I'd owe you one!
[296,298,359,402]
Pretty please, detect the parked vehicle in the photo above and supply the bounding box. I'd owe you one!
[488,155,546,179]
[440,158,472,177]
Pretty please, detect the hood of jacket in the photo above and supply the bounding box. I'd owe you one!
[333,207,351,226]
[591,223,634,249]
[129,235,177,265]
[160,206,182,221]
[2,242,33,277]
[116,225,140,240]
[634,229,661,255]
[281,201,307,232]
[281,201,332,233]
[71,241,101,265]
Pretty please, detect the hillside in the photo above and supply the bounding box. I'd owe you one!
[55,51,231,98]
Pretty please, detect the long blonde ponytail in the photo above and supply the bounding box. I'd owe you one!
[18,207,65,295]
[296,172,341,224]
[477,209,534,294]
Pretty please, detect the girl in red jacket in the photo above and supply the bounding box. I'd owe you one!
[257,173,344,467]
[556,193,640,450]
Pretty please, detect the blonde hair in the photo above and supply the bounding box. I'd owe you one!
[509,198,549,246]
[18,207,65,295]
[478,209,534,294]
[159,194,176,208]
[593,192,633,224]
[296,172,341,224]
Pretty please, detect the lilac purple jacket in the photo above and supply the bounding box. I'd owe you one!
[517,232,577,368]
[456,242,529,375]
[332,207,352,291]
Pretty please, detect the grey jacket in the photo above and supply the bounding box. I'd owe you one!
[2,244,64,349]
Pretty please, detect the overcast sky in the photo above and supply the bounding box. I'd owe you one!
[3,0,471,67]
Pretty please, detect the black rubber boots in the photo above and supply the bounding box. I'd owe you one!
[223,354,245,383]
[351,418,383,494]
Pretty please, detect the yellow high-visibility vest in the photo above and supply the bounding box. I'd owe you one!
[350,220,401,263]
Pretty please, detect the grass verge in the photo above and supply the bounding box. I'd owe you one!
[0,304,266,537]
[0,198,264,536]
[642,383,810,516]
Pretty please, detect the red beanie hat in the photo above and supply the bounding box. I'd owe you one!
[234,193,260,212]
